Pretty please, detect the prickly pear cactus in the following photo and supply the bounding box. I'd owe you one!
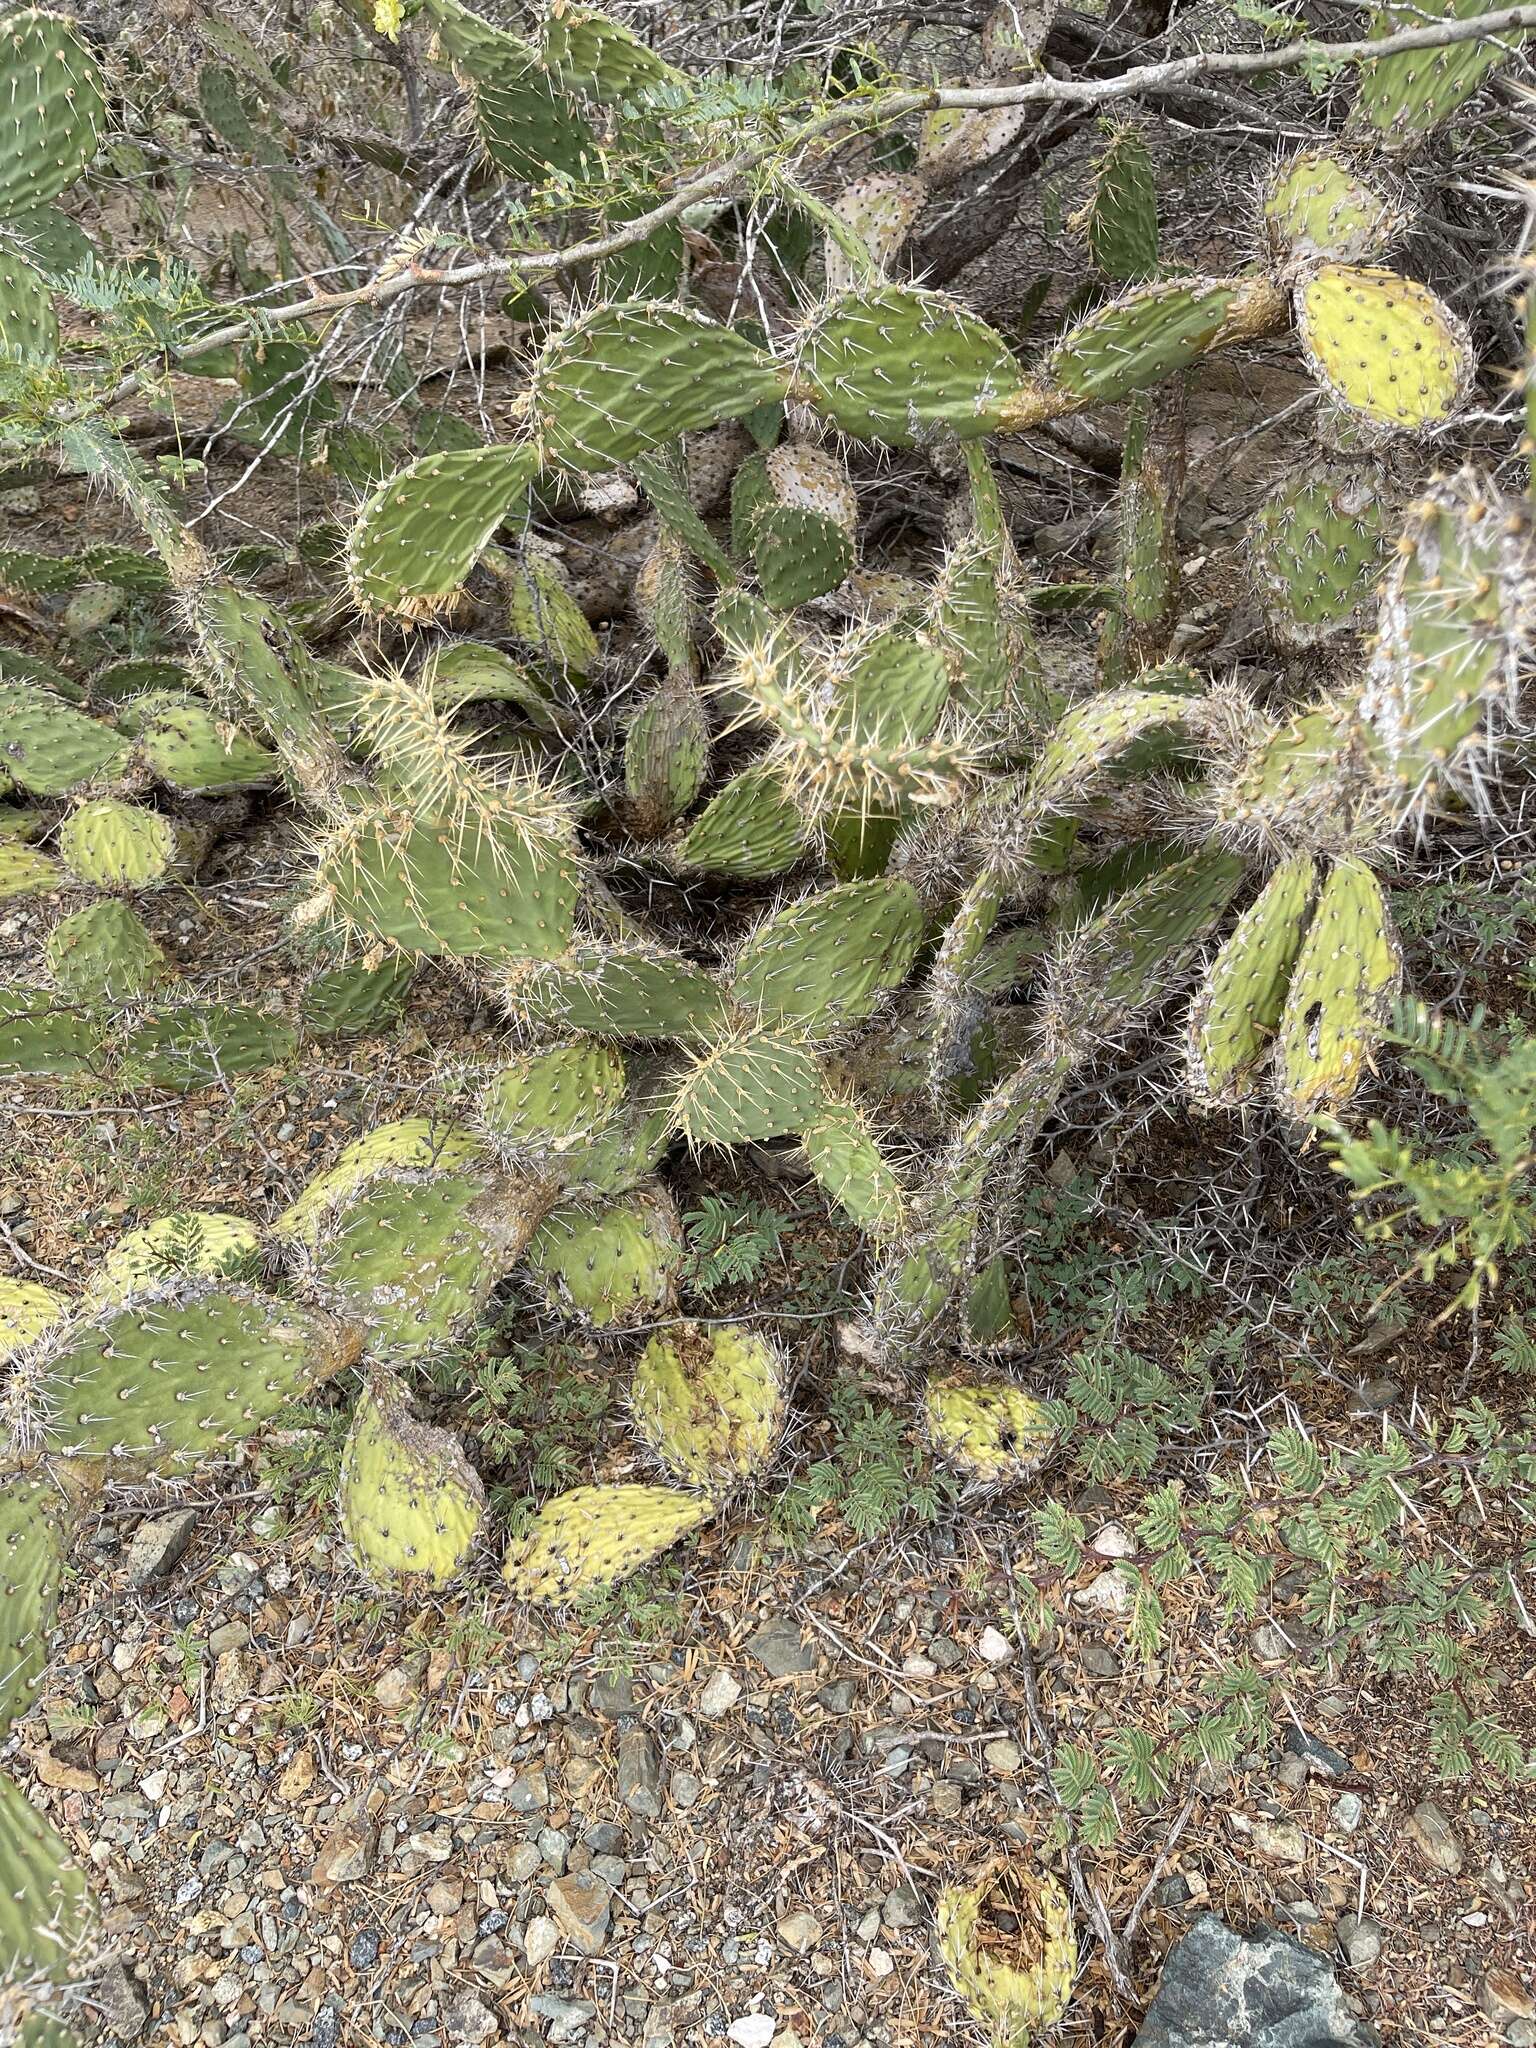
[501,1483,713,1602]
[922,1373,1056,1486]
[935,1860,1076,2046]
[630,1321,785,1493]
[339,1374,485,1592]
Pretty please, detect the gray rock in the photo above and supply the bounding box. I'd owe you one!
[589,1672,635,1717]
[816,1678,856,1713]
[1282,1727,1351,1779]
[698,1669,742,1717]
[529,1996,596,2043]
[881,1884,924,1931]
[1336,1915,1382,1970]
[94,1957,152,2039]
[548,1871,611,1957]
[747,1615,816,1678]
[443,1991,500,2045]
[1406,1800,1463,1875]
[617,1728,664,1819]
[124,1510,199,1589]
[1133,1914,1378,2047]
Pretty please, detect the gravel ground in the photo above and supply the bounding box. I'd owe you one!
[12,1467,1534,2048]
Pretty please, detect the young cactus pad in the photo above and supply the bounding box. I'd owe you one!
[45,901,165,1005]
[339,1374,485,1592]
[1188,856,1317,1106]
[1273,857,1401,1120]
[630,1321,785,1493]
[84,1211,262,1309]
[276,1119,488,1244]
[501,1483,713,1602]
[935,1861,1076,2047]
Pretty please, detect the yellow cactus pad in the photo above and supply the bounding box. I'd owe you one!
[0,1276,65,1361]
[339,1375,484,1592]
[501,1483,712,1603]
[923,1374,1055,1484]
[1295,263,1471,429]
[630,1321,785,1493]
[936,1861,1076,2046]
[275,1119,487,1244]
[86,1211,261,1309]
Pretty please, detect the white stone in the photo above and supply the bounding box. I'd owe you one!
[1091,1520,1137,1558]
[1072,1569,1134,1616]
[868,1948,896,1978]
[698,1670,742,1717]
[976,1626,1013,1665]
[522,1915,561,1969]
[726,2018,776,2048]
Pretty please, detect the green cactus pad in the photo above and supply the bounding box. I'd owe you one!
[0,685,127,796]
[31,1283,357,1464]
[0,987,98,1077]
[339,1374,485,1593]
[923,1373,1056,1483]
[728,879,924,1035]
[676,763,812,879]
[555,1063,677,1197]
[1042,848,1247,1048]
[503,544,598,676]
[831,628,951,749]
[57,798,178,892]
[477,1040,628,1162]
[0,10,106,217]
[929,533,1040,722]
[1044,279,1240,405]
[1027,688,1197,813]
[528,303,786,472]
[630,1321,785,1493]
[425,641,564,728]
[1352,0,1525,146]
[1250,464,1391,643]
[0,841,62,898]
[502,941,728,1041]
[1188,855,1317,1106]
[276,1119,488,1244]
[45,901,164,1006]
[0,1766,93,1984]
[0,243,57,358]
[523,1182,683,1328]
[1361,474,1531,792]
[1273,857,1402,1120]
[802,1099,907,1238]
[501,1483,712,1602]
[310,1169,538,1359]
[424,0,591,179]
[1296,263,1472,430]
[117,1005,297,1091]
[935,1861,1076,2045]
[0,1469,70,1740]
[85,1211,262,1310]
[346,444,538,618]
[1079,126,1158,281]
[299,956,415,1039]
[136,701,280,793]
[319,806,581,962]
[668,1027,824,1148]
[625,679,711,836]
[0,1276,64,1360]
[541,4,682,96]
[795,284,1024,442]
[1260,151,1406,266]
